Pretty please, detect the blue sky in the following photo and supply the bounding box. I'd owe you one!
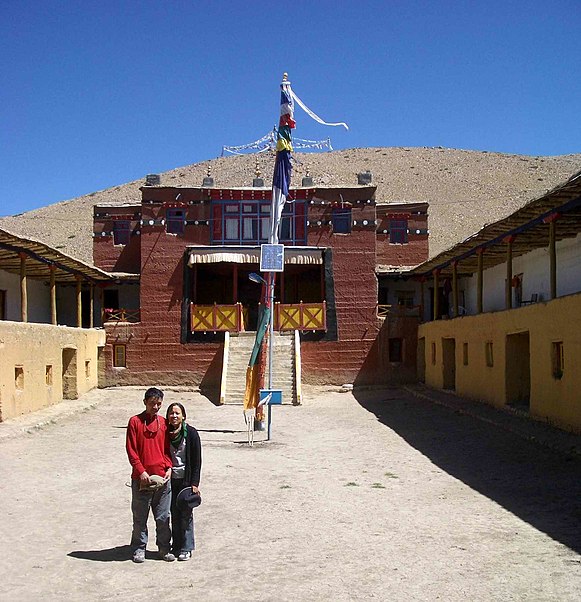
[2,0,580,217]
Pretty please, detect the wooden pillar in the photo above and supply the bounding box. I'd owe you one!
[452,262,459,318]
[232,265,238,303]
[89,283,94,328]
[505,236,514,310]
[76,275,82,328]
[98,285,105,326]
[420,278,425,322]
[549,220,557,299]
[433,270,440,321]
[20,253,28,323]
[477,249,484,314]
[50,264,57,325]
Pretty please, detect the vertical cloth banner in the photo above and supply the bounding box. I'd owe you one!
[269,75,295,244]
[243,304,271,415]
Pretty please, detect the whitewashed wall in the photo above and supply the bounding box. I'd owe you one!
[459,232,581,314]
[0,269,51,323]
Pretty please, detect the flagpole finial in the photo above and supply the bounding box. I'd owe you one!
[282,72,288,82]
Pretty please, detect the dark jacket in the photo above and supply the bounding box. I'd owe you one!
[183,424,202,487]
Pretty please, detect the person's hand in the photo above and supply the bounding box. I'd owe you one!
[139,471,151,486]
[191,485,200,494]
[164,467,172,482]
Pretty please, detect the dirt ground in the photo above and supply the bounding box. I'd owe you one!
[1,385,581,601]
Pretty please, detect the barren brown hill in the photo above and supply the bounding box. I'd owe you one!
[2,147,580,265]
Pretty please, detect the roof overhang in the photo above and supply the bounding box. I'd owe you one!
[0,227,115,283]
[410,170,581,279]
[187,246,324,266]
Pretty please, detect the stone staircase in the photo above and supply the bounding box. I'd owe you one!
[223,331,296,404]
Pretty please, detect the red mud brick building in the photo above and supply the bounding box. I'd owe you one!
[93,172,428,398]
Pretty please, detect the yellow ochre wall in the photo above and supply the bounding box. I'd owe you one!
[418,292,581,433]
[0,321,105,421]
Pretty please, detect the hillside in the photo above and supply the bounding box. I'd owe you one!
[1,147,580,265]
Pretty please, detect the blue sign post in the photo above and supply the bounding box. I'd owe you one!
[259,389,282,439]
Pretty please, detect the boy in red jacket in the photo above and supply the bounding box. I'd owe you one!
[126,387,174,563]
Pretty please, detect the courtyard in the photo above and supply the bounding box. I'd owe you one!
[1,385,580,601]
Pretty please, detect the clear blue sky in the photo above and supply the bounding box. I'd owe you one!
[2,0,580,217]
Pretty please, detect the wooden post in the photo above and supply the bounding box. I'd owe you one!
[549,220,557,299]
[477,249,484,314]
[20,253,28,323]
[89,283,94,328]
[76,275,82,328]
[50,264,57,325]
[452,262,459,317]
[232,265,238,303]
[433,270,440,321]
[505,236,514,310]
[420,278,425,322]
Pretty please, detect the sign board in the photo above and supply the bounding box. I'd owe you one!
[259,389,283,406]
[260,244,285,272]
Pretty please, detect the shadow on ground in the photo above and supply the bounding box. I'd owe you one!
[68,545,133,562]
[353,388,581,554]
[68,546,173,562]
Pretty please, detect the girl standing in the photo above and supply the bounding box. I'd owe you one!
[166,402,202,561]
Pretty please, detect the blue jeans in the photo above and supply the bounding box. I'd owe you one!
[130,479,171,552]
[171,478,195,553]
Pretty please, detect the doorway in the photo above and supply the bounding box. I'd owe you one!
[442,338,456,390]
[62,347,78,400]
[417,337,426,383]
[505,332,530,409]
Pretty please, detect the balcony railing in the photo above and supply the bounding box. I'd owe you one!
[275,301,326,332]
[191,303,243,332]
[103,308,141,323]
[377,304,421,318]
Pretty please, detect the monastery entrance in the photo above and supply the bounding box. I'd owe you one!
[190,260,326,333]
[505,332,531,409]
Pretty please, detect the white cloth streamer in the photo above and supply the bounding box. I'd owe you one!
[290,89,349,130]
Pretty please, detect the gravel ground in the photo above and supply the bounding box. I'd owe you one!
[1,385,580,601]
[2,147,580,263]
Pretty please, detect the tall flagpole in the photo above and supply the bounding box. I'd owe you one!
[266,73,295,439]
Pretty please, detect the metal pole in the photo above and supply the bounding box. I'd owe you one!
[267,271,274,440]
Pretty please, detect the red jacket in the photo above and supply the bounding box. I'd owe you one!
[126,412,172,480]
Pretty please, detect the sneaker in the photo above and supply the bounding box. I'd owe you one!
[132,549,146,563]
[178,551,192,562]
[159,550,176,562]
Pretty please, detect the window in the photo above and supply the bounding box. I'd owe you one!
[15,366,24,390]
[396,291,414,308]
[462,343,469,366]
[431,342,436,365]
[113,344,126,368]
[0,289,5,320]
[85,360,91,378]
[552,341,564,379]
[211,200,306,245]
[390,219,408,244]
[166,208,185,235]
[485,341,494,367]
[389,338,403,362]
[332,207,352,234]
[46,365,53,385]
[113,220,131,245]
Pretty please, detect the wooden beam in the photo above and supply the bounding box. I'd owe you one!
[89,283,94,328]
[20,253,27,322]
[433,270,440,321]
[477,249,484,314]
[76,275,82,328]
[505,236,514,309]
[50,264,57,325]
[549,220,557,299]
[452,262,459,317]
